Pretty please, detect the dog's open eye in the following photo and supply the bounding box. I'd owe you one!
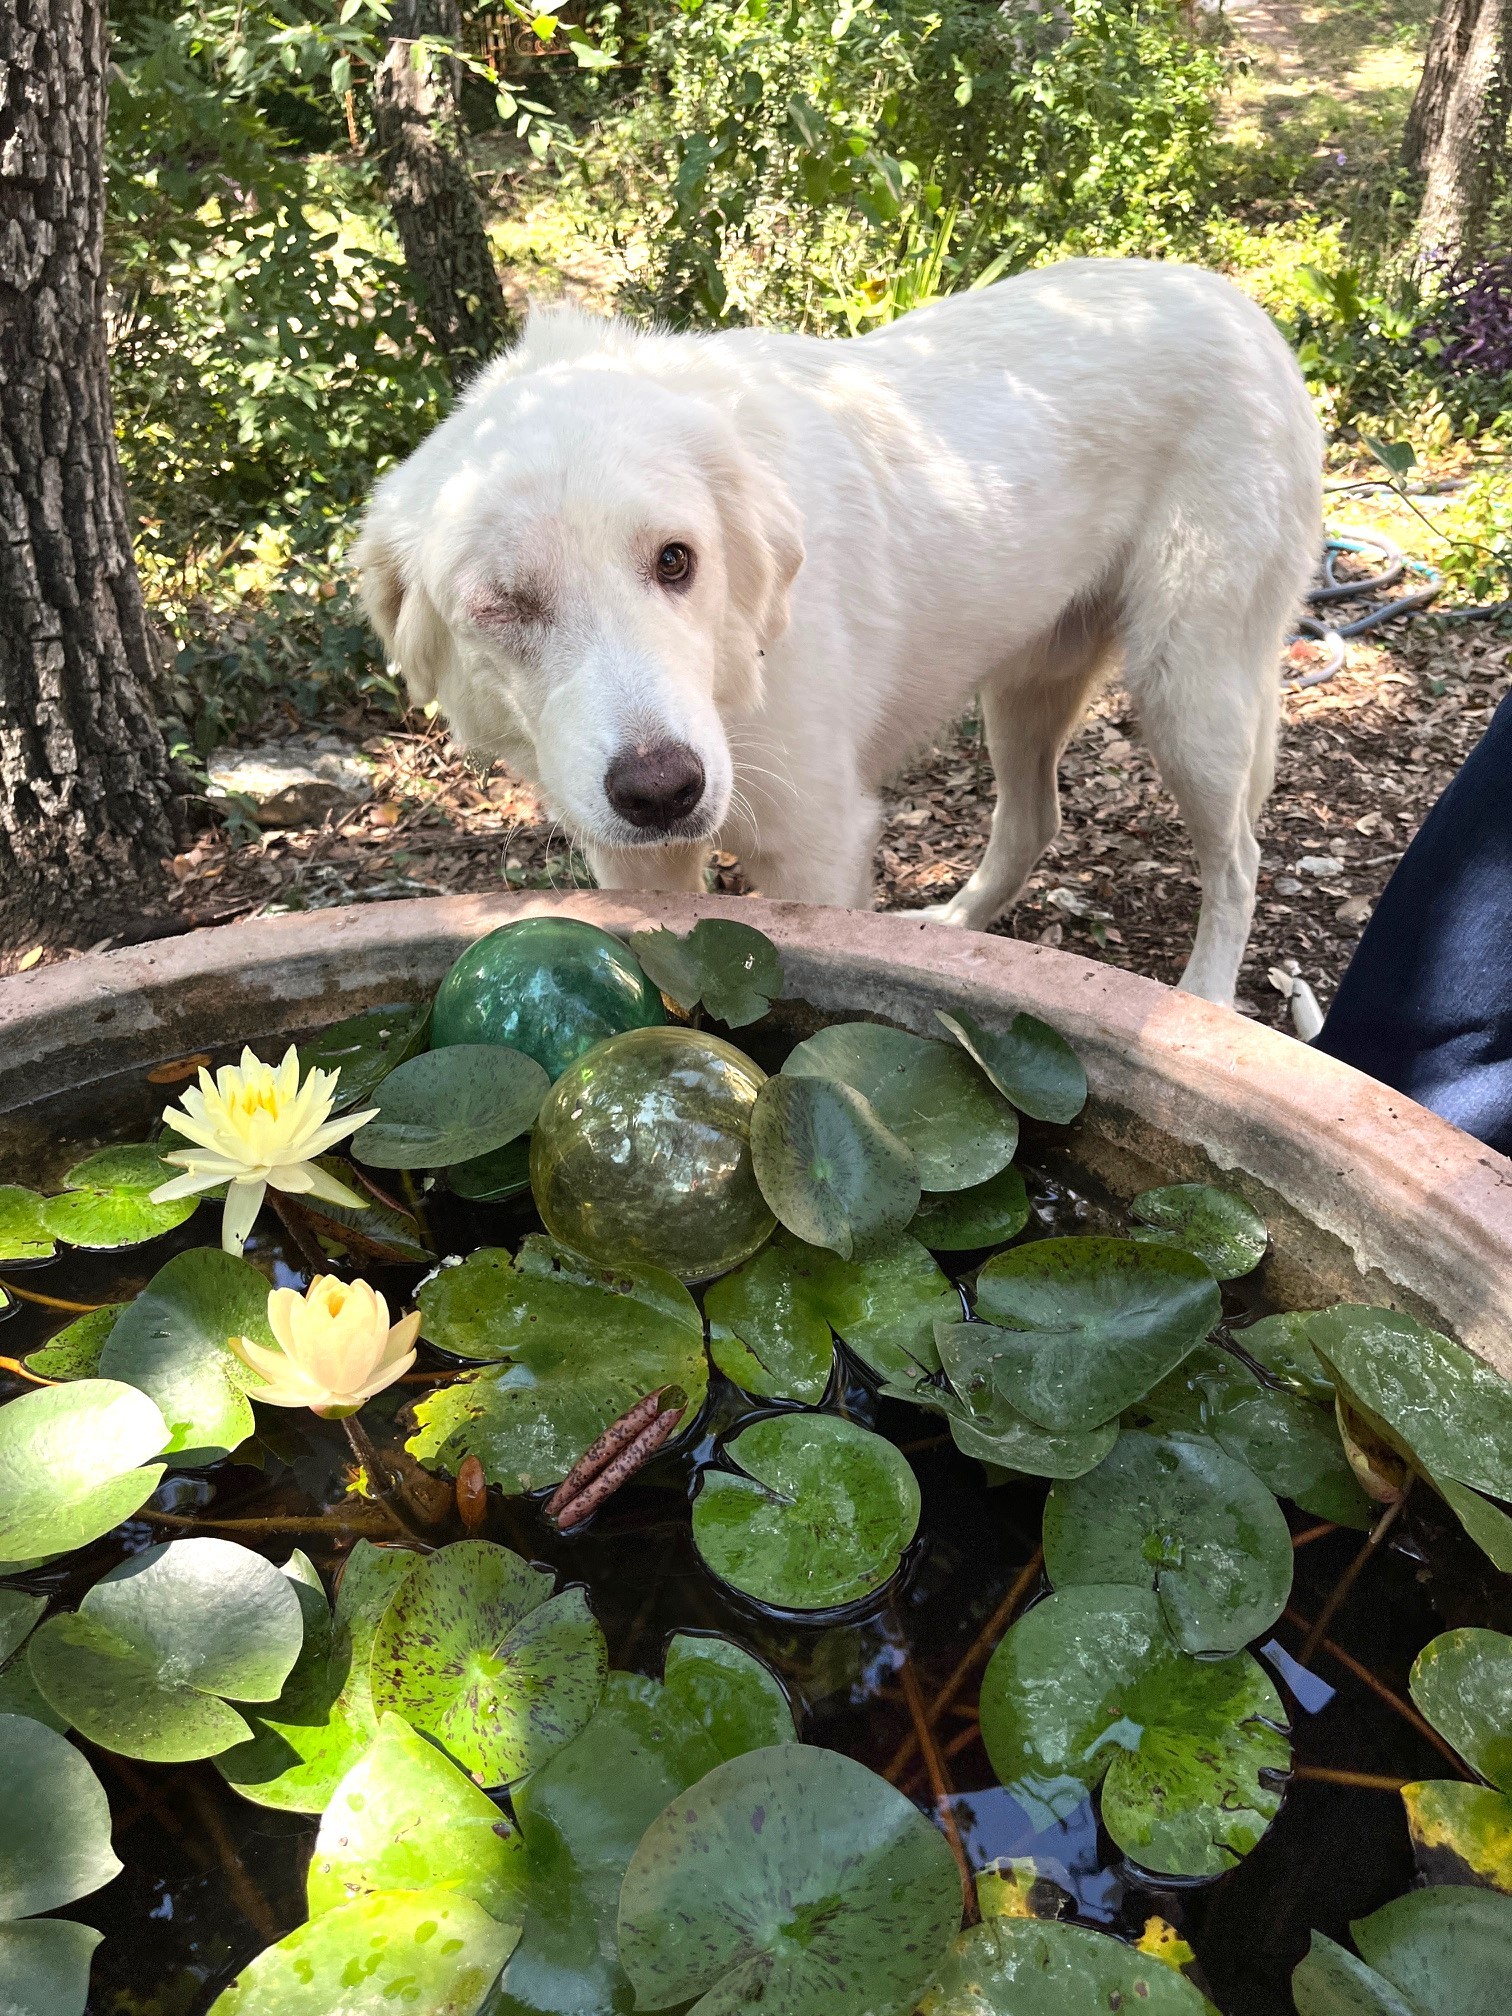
[655,542,694,588]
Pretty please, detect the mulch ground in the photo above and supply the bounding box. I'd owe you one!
[135,602,1508,1034]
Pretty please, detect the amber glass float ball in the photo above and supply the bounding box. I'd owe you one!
[430,916,666,1081]
[530,1026,776,1281]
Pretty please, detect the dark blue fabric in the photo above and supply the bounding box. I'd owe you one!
[1315,684,1512,1156]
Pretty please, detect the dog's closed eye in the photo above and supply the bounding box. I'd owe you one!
[468,581,552,629]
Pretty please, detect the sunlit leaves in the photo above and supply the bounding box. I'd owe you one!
[618,1745,961,2016]
[1042,1431,1293,1654]
[22,1305,122,1382]
[980,1585,1289,1877]
[784,1020,1019,1190]
[356,1043,549,1168]
[29,1539,305,1762]
[1130,1183,1269,1281]
[0,1715,120,2016]
[0,1185,54,1263]
[369,1541,606,1787]
[934,1006,1087,1124]
[1402,1782,1512,1895]
[1410,1630,1512,1792]
[0,1379,169,1568]
[750,1072,920,1258]
[693,1413,920,1610]
[921,1915,1214,2014]
[973,1237,1222,1431]
[408,1238,707,1493]
[208,1889,519,2016]
[99,1247,270,1465]
[41,1144,200,1249]
[627,919,784,1027]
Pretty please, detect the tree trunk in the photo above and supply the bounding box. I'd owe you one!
[1405,0,1479,169]
[372,0,513,388]
[1412,0,1512,267]
[0,0,180,955]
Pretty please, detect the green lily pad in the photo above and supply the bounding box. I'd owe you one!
[0,1378,169,1566]
[934,1006,1088,1125]
[369,1540,606,1787]
[0,1593,65,1732]
[617,1743,962,2016]
[22,1305,122,1381]
[979,1584,1289,1877]
[0,1714,117,2016]
[930,1325,1121,1478]
[692,1412,920,1611]
[98,1247,272,1466]
[28,1537,306,1762]
[1236,1312,1336,1404]
[920,1915,1214,2014]
[449,1134,534,1203]
[627,920,784,1027]
[1292,1933,1419,2016]
[1130,1183,1269,1281]
[704,1242,835,1404]
[0,1919,104,2016]
[1402,1781,1512,1895]
[795,1235,956,1381]
[217,1541,421,1812]
[911,1166,1031,1251]
[408,1237,707,1493]
[308,1711,529,1920]
[40,1144,200,1249]
[1410,1629,1512,1791]
[785,1020,1019,1191]
[662,1634,797,1760]
[1042,1430,1294,1654]
[1134,1346,1370,1530]
[749,1072,920,1260]
[356,1044,550,1169]
[0,1186,54,1263]
[1430,1475,1512,1573]
[496,1672,723,2016]
[0,1712,122,1918]
[1354,1885,1512,2007]
[207,1888,518,2016]
[972,1237,1223,1433]
[298,1001,429,1112]
[1304,1306,1512,1505]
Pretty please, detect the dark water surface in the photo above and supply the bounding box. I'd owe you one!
[2,1035,1505,2016]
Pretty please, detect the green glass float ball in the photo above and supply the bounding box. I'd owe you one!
[431,917,666,1081]
[531,1026,777,1282]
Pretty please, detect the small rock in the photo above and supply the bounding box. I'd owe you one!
[207,739,372,828]
[1296,855,1344,879]
[1336,894,1373,927]
[1037,921,1064,947]
[1273,876,1303,895]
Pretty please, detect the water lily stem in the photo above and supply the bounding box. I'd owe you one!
[1297,1482,1413,1668]
[268,1191,328,1275]
[341,1412,437,1546]
[0,1279,107,1313]
[0,1353,54,1385]
[898,1651,976,1922]
[1292,1767,1412,1792]
[1290,1521,1338,1549]
[884,1547,1043,1785]
[183,1776,283,1944]
[1283,1604,1468,1775]
[140,1506,391,1535]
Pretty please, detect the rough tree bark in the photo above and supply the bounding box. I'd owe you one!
[0,0,180,954]
[372,0,514,388]
[1408,0,1512,267]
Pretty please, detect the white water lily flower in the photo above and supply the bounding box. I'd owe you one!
[232,1275,420,1418]
[150,1045,377,1256]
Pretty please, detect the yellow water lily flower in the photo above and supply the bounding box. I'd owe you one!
[232,1275,420,1418]
[150,1045,377,1256]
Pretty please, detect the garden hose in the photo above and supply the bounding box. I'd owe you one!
[1286,531,1441,690]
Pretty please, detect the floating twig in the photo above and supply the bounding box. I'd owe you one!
[1298,1482,1413,1668]
[1293,1766,1412,1792]
[547,1387,688,1531]
[0,1280,107,1313]
[899,1651,977,1921]
[1282,1604,1468,1775]
[139,1506,389,1535]
[885,1547,1043,1784]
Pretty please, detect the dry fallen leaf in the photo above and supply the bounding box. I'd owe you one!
[147,1053,214,1085]
[17,945,44,972]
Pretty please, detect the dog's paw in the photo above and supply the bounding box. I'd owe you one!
[911,901,971,928]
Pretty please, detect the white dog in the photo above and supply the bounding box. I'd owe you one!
[357,258,1321,1003]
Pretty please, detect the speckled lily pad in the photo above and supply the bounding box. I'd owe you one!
[920,1914,1214,2014]
[1129,1183,1269,1281]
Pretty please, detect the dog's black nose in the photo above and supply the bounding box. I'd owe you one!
[604,742,705,830]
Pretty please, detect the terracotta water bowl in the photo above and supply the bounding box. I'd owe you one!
[2,893,1509,1376]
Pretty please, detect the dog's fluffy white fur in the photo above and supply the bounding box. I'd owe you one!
[357,257,1322,1003]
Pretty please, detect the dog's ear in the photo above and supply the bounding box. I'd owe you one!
[353,519,454,708]
[703,425,804,711]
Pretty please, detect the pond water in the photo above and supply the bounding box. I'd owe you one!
[0,1008,1507,2016]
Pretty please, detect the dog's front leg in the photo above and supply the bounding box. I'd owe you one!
[584,841,712,895]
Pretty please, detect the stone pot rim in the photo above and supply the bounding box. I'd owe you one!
[3,891,1509,1377]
